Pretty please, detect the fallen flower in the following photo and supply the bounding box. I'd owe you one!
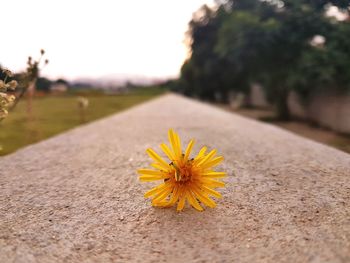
[138,129,226,211]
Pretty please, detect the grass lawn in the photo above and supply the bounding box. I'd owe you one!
[0,87,165,156]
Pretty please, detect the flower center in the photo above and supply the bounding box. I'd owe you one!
[171,161,193,182]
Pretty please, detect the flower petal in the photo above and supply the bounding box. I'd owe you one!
[152,187,173,204]
[167,185,180,205]
[184,139,195,161]
[201,185,222,198]
[138,169,170,181]
[151,162,168,171]
[177,194,186,211]
[144,183,170,198]
[152,201,169,207]
[192,187,216,208]
[168,129,181,158]
[174,131,182,157]
[137,169,163,176]
[201,156,224,169]
[139,175,169,182]
[160,143,175,161]
[201,178,225,188]
[202,171,227,178]
[194,146,207,162]
[197,149,217,166]
[146,148,169,169]
[187,190,204,211]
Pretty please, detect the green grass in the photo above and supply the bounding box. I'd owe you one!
[0,87,165,156]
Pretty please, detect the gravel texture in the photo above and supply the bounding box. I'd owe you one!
[1,94,350,263]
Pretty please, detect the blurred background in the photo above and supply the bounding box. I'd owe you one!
[1,0,350,155]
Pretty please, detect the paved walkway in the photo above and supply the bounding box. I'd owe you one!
[1,94,349,263]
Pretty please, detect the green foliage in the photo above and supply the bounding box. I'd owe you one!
[291,21,350,99]
[36,77,52,92]
[180,0,350,120]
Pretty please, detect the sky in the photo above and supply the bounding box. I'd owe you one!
[1,0,214,80]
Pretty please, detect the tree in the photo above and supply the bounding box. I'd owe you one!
[216,0,338,119]
[215,9,279,97]
[56,78,70,86]
[36,77,52,92]
[182,4,251,101]
[181,0,350,119]
[291,20,350,98]
[184,5,224,100]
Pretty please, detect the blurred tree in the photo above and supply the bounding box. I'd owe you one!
[283,0,349,10]
[291,21,350,99]
[181,4,253,101]
[56,78,69,86]
[181,0,350,119]
[36,77,52,92]
[217,0,335,119]
[215,9,279,96]
[183,5,224,100]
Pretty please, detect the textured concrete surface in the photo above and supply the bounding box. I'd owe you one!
[1,94,350,263]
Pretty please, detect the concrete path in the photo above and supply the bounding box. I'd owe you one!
[1,94,349,263]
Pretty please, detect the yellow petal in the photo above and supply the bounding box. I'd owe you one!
[194,146,207,161]
[202,156,224,169]
[139,170,170,181]
[168,185,180,205]
[202,171,227,178]
[201,185,222,198]
[152,187,173,203]
[144,183,170,198]
[152,201,170,207]
[151,163,168,171]
[137,169,163,176]
[139,175,169,182]
[177,195,186,211]
[192,187,216,208]
[197,149,217,166]
[201,178,225,188]
[184,139,195,161]
[146,148,169,169]
[174,131,182,157]
[160,143,175,161]
[186,190,204,211]
[168,129,181,158]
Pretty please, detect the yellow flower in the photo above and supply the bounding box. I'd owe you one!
[138,129,226,211]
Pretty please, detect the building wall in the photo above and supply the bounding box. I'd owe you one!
[250,83,270,108]
[289,91,350,134]
[250,85,350,134]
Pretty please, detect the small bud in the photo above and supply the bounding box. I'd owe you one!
[77,97,89,108]
[40,49,45,55]
[2,69,13,77]
[6,80,18,90]
[45,59,49,64]
[8,95,16,103]
[0,109,8,120]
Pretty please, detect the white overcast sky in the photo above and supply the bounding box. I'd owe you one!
[1,0,214,80]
